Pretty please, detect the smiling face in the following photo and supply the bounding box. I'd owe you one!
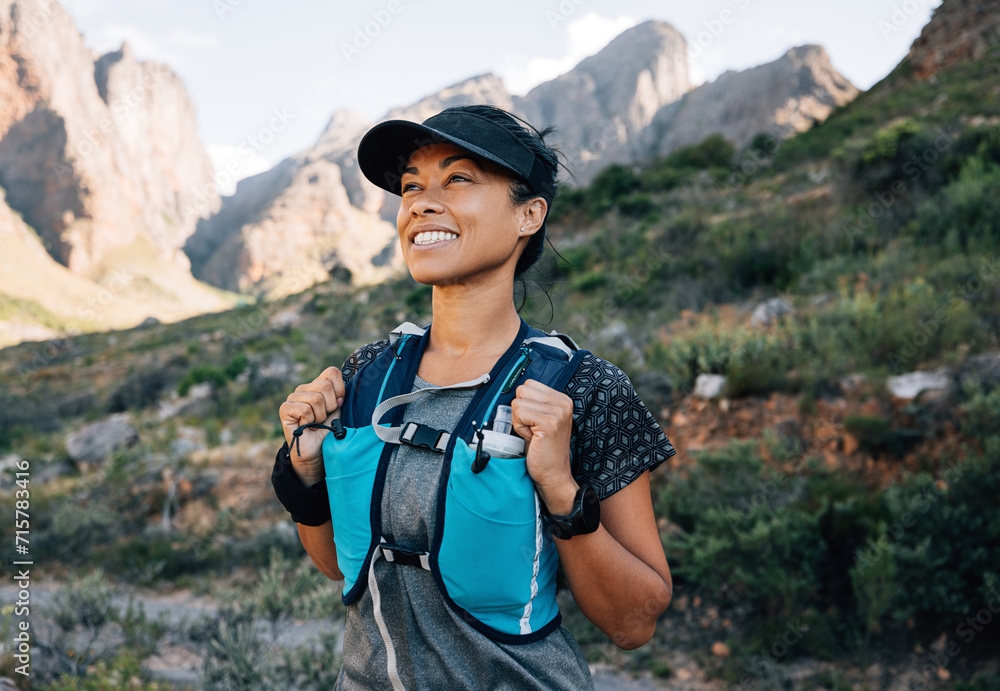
[396,142,544,287]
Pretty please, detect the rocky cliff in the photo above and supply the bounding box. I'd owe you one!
[904,0,1000,79]
[0,0,219,275]
[644,45,858,158]
[515,21,692,181]
[0,0,232,344]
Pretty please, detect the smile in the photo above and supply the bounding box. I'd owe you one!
[413,231,458,245]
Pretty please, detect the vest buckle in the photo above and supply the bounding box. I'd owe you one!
[399,422,450,453]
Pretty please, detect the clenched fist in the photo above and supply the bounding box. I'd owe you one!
[278,366,345,487]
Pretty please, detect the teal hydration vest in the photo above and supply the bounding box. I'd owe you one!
[323,320,588,644]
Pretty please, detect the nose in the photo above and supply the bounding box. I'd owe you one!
[409,186,445,217]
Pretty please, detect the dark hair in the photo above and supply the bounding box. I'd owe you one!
[434,105,560,278]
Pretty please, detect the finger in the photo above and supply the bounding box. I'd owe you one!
[318,367,345,406]
[279,400,317,429]
[295,379,339,415]
[286,392,328,428]
[515,384,573,418]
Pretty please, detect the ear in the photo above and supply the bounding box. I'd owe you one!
[518,197,548,236]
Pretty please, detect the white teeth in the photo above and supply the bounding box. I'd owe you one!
[413,231,458,245]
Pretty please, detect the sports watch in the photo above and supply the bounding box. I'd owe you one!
[541,484,601,540]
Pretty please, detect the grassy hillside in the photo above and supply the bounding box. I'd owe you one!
[2,46,1000,690]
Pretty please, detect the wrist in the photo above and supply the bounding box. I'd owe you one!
[538,477,580,516]
[293,463,324,488]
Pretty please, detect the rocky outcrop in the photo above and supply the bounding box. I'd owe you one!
[0,0,219,275]
[515,21,692,181]
[645,45,858,158]
[905,0,1000,79]
[185,107,400,297]
[65,413,138,465]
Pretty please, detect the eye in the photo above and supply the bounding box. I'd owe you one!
[448,173,470,183]
[401,182,419,194]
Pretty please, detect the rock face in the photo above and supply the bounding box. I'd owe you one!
[514,21,692,181]
[190,21,858,297]
[905,0,1000,79]
[645,45,858,158]
[185,107,400,296]
[0,0,219,275]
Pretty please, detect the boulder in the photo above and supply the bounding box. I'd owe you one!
[886,368,952,400]
[694,374,727,399]
[751,297,794,328]
[65,413,138,465]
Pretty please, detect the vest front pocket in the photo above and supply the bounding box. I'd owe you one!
[438,441,559,635]
[323,426,384,596]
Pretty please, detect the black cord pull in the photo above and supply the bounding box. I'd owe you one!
[291,419,346,458]
[471,427,491,474]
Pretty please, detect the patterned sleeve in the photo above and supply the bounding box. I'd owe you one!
[341,340,390,385]
[567,353,675,500]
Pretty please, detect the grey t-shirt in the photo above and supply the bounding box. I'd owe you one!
[335,375,594,690]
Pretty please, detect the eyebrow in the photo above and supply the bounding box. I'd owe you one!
[402,155,476,177]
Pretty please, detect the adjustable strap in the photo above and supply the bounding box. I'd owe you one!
[371,373,490,449]
[380,540,431,570]
[523,331,579,358]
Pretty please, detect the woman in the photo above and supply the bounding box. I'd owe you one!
[272,105,675,690]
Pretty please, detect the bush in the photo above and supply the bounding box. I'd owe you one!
[910,158,1000,253]
[881,455,1000,625]
[667,134,736,170]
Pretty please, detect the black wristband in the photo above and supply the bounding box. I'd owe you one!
[270,441,331,526]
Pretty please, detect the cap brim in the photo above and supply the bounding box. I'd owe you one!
[357,119,525,196]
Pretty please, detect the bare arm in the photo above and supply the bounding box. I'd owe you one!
[297,520,344,582]
[512,379,671,649]
[549,472,672,649]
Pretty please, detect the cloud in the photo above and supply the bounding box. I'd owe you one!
[499,12,638,95]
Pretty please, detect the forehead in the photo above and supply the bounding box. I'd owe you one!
[404,142,491,173]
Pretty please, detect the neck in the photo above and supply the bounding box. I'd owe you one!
[427,275,523,358]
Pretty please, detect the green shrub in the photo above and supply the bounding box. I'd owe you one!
[911,158,1000,253]
[667,134,736,170]
[178,364,228,396]
[882,456,1000,624]
[617,192,657,219]
[960,384,1000,443]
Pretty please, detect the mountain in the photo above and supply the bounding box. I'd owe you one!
[0,0,220,271]
[515,21,691,180]
[0,0,233,346]
[904,0,1000,78]
[643,45,858,159]
[189,20,857,298]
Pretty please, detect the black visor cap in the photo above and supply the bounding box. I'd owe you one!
[357,110,552,200]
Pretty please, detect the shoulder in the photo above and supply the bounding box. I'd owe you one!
[341,339,391,384]
[564,352,634,407]
[565,352,676,498]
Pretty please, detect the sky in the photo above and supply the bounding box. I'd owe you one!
[63,0,942,194]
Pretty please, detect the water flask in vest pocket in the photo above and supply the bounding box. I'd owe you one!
[477,405,525,459]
